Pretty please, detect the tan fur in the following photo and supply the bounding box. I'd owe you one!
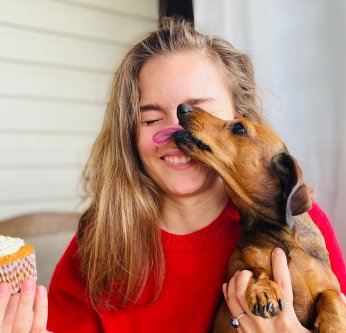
[173,106,346,332]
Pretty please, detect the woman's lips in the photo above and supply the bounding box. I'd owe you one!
[152,125,184,146]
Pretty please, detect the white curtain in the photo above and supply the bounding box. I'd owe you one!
[194,0,346,256]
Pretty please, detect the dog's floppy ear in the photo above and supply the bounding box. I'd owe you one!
[272,152,311,228]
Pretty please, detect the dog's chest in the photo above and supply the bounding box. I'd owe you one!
[235,212,331,270]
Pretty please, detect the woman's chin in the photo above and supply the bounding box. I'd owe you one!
[164,177,219,198]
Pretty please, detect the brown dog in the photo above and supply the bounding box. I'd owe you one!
[172,104,346,333]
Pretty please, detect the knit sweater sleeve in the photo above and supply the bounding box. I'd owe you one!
[308,202,346,293]
[47,236,102,333]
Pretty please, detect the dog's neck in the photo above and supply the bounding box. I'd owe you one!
[236,212,292,256]
[239,209,287,232]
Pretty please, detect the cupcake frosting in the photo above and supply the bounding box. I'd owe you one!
[0,235,25,257]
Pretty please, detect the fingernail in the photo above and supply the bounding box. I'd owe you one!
[37,285,47,297]
[273,247,284,255]
[0,283,9,296]
[339,292,346,302]
[22,279,34,293]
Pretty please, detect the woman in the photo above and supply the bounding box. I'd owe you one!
[1,18,345,333]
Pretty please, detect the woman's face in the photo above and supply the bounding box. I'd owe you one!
[137,51,235,198]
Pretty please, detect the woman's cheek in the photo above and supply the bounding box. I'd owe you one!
[137,129,156,158]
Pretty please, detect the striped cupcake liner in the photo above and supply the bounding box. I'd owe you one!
[0,252,37,294]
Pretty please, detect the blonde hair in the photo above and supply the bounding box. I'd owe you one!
[78,17,264,308]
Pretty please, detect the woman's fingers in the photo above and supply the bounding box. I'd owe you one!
[2,287,21,332]
[340,292,346,304]
[271,247,293,303]
[233,270,254,314]
[271,247,303,331]
[11,279,36,331]
[224,271,244,316]
[0,280,49,333]
[0,283,12,325]
[222,251,312,333]
[224,270,262,332]
[31,286,48,332]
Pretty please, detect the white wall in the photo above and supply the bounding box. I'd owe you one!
[0,0,158,219]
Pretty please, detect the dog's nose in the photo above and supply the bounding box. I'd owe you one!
[177,104,193,114]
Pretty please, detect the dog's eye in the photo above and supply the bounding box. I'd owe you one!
[230,122,247,135]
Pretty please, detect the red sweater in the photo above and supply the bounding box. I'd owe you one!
[47,202,346,333]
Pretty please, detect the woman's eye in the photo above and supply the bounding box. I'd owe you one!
[141,119,162,126]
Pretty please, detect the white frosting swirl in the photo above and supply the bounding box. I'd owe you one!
[0,235,25,257]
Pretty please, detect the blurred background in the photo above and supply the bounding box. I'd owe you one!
[195,0,346,259]
[0,0,345,286]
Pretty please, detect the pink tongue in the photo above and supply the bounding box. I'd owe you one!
[152,125,184,146]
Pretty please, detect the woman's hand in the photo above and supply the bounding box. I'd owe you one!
[223,248,312,333]
[0,279,50,333]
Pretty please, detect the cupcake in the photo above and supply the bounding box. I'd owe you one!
[0,235,37,294]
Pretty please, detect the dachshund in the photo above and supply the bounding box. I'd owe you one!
[172,104,346,333]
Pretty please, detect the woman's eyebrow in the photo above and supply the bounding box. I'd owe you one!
[140,104,162,112]
[140,98,214,112]
[184,97,215,105]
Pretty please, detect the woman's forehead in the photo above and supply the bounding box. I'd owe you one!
[138,52,228,99]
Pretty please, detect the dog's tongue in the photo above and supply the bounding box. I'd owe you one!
[152,125,184,146]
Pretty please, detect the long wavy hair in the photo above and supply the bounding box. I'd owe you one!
[78,17,264,309]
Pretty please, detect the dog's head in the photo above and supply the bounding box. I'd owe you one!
[172,104,311,229]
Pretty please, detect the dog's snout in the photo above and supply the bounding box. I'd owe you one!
[177,104,193,114]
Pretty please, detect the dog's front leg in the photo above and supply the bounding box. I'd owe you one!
[245,269,285,319]
[314,289,346,333]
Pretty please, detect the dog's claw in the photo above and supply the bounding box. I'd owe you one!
[266,301,273,313]
[247,279,284,318]
[252,303,259,316]
[278,299,285,311]
[261,305,269,318]
[271,306,280,317]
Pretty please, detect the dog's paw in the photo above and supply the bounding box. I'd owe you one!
[246,278,284,319]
